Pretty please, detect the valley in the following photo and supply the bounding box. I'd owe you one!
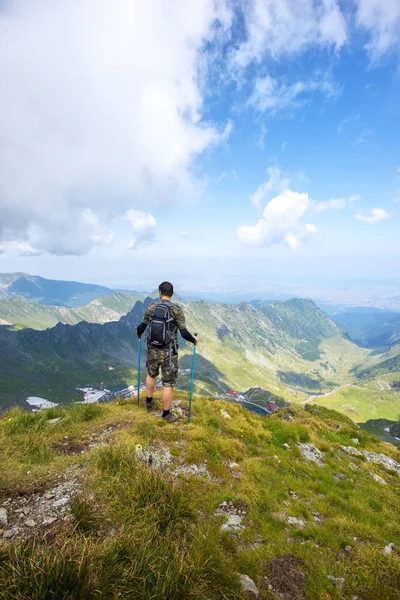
[1,272,400,446]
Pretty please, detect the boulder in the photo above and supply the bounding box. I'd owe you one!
[361,451,400,476]
[298,443,324,465]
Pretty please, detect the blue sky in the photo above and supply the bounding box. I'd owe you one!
[0,0,399,302]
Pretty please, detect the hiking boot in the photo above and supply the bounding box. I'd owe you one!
[146,400,154,412]
[162,412,178,424]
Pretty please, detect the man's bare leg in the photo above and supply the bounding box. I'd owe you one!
[146,374,156,398]
[162,386,173,411]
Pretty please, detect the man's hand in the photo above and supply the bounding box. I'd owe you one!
[193,335,200,345]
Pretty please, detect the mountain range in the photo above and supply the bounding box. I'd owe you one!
[0,272,399,443]
[0,272,140,307]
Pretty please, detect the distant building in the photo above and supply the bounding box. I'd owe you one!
[266,402,279,412]
[226,390,239,398]
[108,366,114,371]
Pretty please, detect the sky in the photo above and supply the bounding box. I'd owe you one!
[0,0,399,300]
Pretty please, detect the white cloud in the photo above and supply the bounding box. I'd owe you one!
[232,0,347,68]
[0,0,232,256]
[250,166,290,208]
[313,193,360,212]
[314,197,346,212]
[125,210,156,249]
[356,208,391,223]
[237,189,317,249]
[249,74,338,114]
[355,0,400,60]
[356,128,375,144]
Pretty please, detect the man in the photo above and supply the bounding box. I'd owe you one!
[136,281,199,423]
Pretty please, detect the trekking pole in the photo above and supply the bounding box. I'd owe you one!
[187,333,198,424]
[137,337,141,406]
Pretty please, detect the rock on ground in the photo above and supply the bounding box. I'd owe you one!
[370,472,387,485]
[239,574,259,599]
[361,450,400,476]
[0,508,7,527]
[328,576,345,595]
[297,443,324,465]
[1,469,81,540]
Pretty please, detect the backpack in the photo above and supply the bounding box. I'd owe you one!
[148,302,175,347]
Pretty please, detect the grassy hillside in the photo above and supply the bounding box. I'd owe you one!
[352,345,400,380]
[1,397,399,599]
[331,308,400,348]
[0,297,369,411]
[304,383,400,423]
[181,299,367,401]
[0,292,145,330]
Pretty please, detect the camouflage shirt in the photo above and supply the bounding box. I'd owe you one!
[142,301,186,347]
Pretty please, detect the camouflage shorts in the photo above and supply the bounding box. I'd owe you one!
[146,346,179,387]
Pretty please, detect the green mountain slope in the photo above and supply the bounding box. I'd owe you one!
[0,292,145,330]
[1,399,400,599]
[331,307,400,348]
[0,272,129,307]
[0,297,368,412]
[181,299,366,401]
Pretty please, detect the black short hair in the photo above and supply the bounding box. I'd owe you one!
[159,281,173,297]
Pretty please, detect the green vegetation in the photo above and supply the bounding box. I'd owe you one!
[0,292,145,330]
[305,383,400,423]
[1,396,400,598]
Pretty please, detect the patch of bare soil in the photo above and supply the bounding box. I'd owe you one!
[264,553,306,600]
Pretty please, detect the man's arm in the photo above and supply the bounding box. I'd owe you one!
[175,305,198,344]
[137,305,152,338]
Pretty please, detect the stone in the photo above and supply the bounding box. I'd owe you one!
[361,450,400,476]
[383,543,395,555]
[46,417,63,425]
[3,529,16,539]
[287,516,305,528]
[25,519,36,527]
[53,497,69,507]
[370,472,387,485]
[283,443,290,450]
[229,462,239,469]
[328,576,345,595]
[298,443,324,465]
[340,445,362,457]
[344,546,352,553]
[222,514,243,531]
[288,490,298,498]
[44,492,55,499]
[351,438,360,445]
[43,517,57,526]
[239,574,259,599]
[220,409,232,420]
[0,508,7,527]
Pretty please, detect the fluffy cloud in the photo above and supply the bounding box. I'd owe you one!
[250,166,290,207]
[0,0,231,255]
[237,189,317,249]
[232,0,347,68]
[314,197,346,212]
[356,208,391,223]
[125,210,156,249]
[249,75,338,114]
[355,0,400,60]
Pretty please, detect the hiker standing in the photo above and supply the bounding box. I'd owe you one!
[136,281,199,422]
